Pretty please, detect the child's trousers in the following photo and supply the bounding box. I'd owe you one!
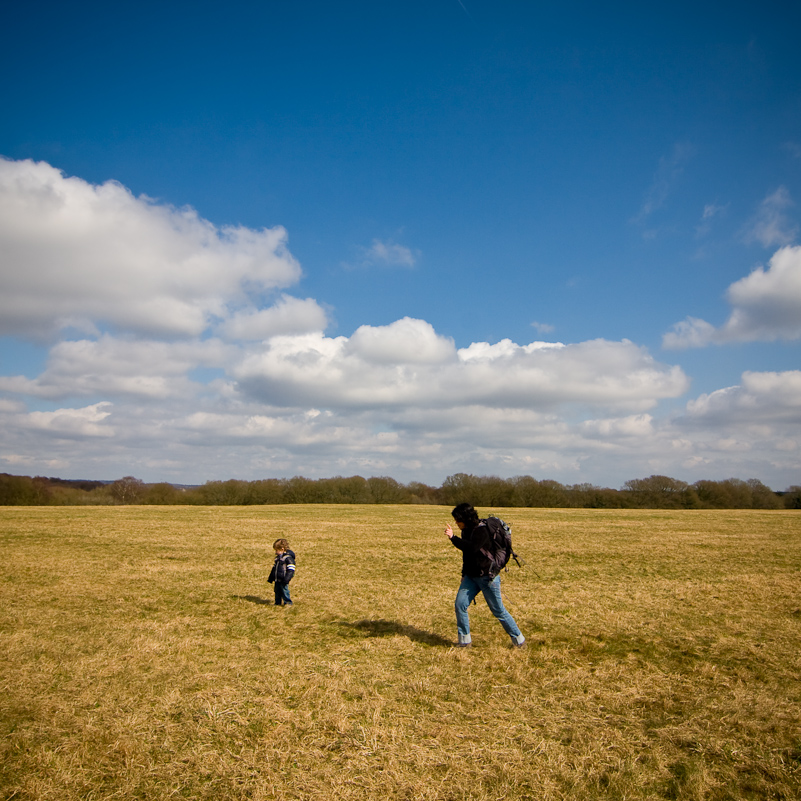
[274,582,292,605]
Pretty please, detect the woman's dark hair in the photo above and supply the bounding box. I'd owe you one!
[451,502,479,526]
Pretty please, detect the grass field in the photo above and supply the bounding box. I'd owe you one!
[1,505,800,800]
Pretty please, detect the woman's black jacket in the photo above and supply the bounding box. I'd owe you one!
[449,523,493,578]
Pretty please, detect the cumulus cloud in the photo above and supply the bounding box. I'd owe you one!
[218,296,329,341]
[722,246,801,339]
[580,414,655,440]
[743,186,798,248]
[0,158,302,340]
[0,339,796,488]
[0,157,796,490]
[0,335,233,400]
[664,245,801,348]
[685,370,801,425]
[25,402,114,438]
[233,325,688,412]
[347,318,455,364]
[662,317,718,350]
[653,370,801,477]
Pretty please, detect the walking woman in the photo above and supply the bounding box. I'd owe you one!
[444,502,526,648]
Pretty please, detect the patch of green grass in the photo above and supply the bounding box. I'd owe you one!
[1,506,800,800]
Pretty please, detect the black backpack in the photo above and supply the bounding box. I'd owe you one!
[478,516,524,578]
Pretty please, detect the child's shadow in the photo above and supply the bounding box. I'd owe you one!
[232,594,272,605]
[341,619,453,647]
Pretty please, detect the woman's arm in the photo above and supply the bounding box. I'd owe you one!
[445,523,465,551]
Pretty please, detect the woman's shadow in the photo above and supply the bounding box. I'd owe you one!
[340,619,453,647]
[232,598,453,646]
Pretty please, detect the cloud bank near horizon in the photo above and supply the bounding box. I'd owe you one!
[0,159,798,488]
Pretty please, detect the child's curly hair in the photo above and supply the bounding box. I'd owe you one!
[273,538,290,551]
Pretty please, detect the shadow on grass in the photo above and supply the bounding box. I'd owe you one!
[232,594,273,605]
[340,619,453,647]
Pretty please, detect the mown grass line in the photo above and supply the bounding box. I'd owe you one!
[1,506,800,800]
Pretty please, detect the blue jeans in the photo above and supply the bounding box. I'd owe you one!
[455,575,523,645]
[274,582,292,605]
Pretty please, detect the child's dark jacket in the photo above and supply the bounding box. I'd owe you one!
[268,549,296,584]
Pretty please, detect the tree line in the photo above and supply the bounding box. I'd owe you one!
[1,471,798,509]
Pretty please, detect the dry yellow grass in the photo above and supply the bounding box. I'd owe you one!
[1,505,800,800]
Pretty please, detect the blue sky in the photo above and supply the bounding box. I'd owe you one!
[1,0,800,489]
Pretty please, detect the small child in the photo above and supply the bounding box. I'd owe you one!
[268,538,296,606]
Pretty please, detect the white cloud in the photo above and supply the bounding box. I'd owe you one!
[685,370,801,425]
[0,319,698,484]
[0,159,796,490]
[642,369,801,482]
[0,398,24,413]
[695,202,727,238]
[0,158,302,340]
[722,246,801,339]
[233,327,687,412]
[356,238,417,268]
[25,402,114,438]
[0,335,232,400]
[633,142,694,228]
[664,245,801,347]
[743,186,798,248]
[531,321,555,334]
[662,317,718,350]
[347,317,455,364]
[457,339,564,361]
[580,414,654,440]
[0,354,797,488]
[218,296,329,341]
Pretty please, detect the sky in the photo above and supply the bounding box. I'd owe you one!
[1,0,800,490]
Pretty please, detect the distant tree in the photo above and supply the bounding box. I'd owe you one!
[622,475,692,508]
[474,475,515,508]
[0,473,39,505]
[593,487,632,508]
[405,481,440,504]
[720,478,754,508]
[51,483,113,505]
[351,476,377,503]
[144,482,181,505]
[30,476,53,505]
[247,479,286,505]
[46,477,105,492]
[307,477,336,503]
[315,475,371,503]
[693,480,730,509]
[367,476,408,504]
[783,486,801,509]
[746,478,782,509]
[567,483,631,508]
[510,476,568,507]
[510,475,539,506]
[197,479,249,505]
[440,473,481,505]
[110,476,146,504]
[691,478,781,509]
[282,476,319,503]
